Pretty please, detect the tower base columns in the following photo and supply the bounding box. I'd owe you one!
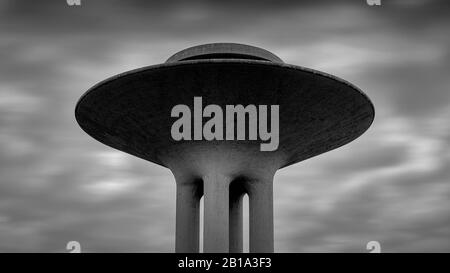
[248,179,274,253]
[175,180,202,253]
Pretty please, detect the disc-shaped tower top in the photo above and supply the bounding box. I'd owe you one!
[75,43,374,169]
[166,43,284,63]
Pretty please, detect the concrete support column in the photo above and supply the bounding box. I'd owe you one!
[203,173,230,252]
[229,185,244,253]
[248,178,274,253]
[175,181,202,253]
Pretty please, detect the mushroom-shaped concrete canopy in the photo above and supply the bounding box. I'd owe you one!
[75,43,374,169]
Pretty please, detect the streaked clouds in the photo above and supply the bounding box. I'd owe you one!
[0,0,449,252]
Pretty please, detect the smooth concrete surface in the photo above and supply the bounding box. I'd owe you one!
[203,173,230,252]
[175,178,202,252]
[229,181,245,253]
[75,43,375,253]
[248,177,274,253]
[165,142,282,253]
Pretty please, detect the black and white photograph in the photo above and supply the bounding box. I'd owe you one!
[0,0,449,265]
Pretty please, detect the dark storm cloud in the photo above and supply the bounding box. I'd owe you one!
[1,0,449,252]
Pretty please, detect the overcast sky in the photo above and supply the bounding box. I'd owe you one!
[0,0,449,252]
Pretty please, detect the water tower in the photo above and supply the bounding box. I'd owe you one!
[75,43,374,253]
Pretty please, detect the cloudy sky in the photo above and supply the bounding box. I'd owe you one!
[0,0,449,252]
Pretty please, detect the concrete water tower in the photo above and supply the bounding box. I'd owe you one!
[75,43,374,253]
